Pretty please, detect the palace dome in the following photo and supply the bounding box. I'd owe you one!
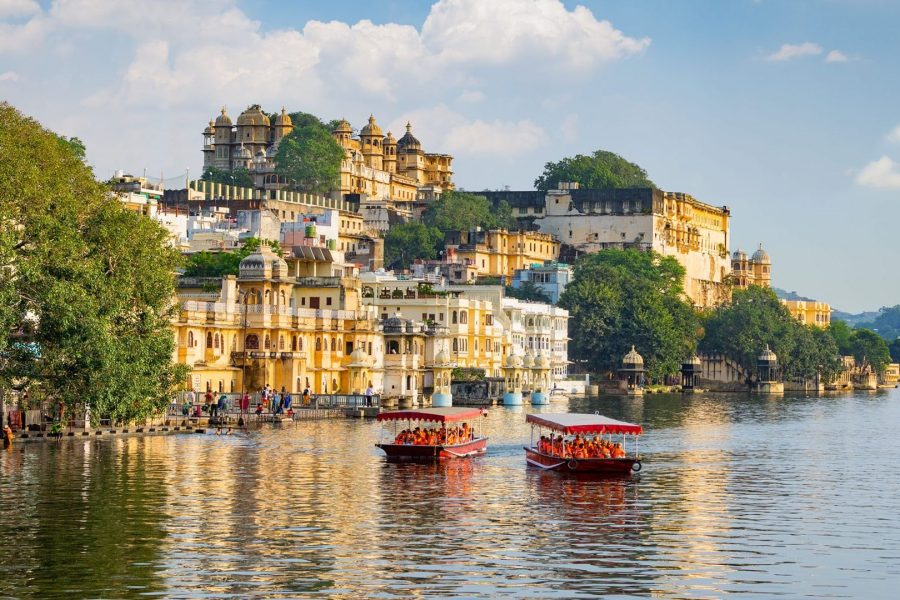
[758,344,777,362]
[239,244,288,280]
[622,345,644,367]
[215,107,232,127]
[535,353,551,369]
[203,119,215,135]
[732,249,747,261]
[236,104,270,127]
[349,346,369,366]
[274,107,292,127]
[751,244,770,264]
[434,348,451,365]
[397,122,421,151]
[684,354,701,366]
[523,351,535,369]
[384,131,396,145]
[238,144,252,159]
[506,352,523,368]
[333,118,352,134]
[360,115,383,137]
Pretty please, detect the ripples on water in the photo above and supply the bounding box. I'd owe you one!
[2,392,900,599]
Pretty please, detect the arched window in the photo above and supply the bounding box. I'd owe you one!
[279,336,285,350]
[460,311,468,324]
[452,311,458,324]
[292,335,297,351]
[245,334,259,349]
[406,375,412,390]
[452,338,459,352]
[330,338,336,351]
[316,338,322,351]
[264,335,271,349]
[280,290,286,306]
[188,331,194,347]
[298,337,303,351]
[206,332,213,348]
[265,290,271,303]
[388,340,400,354]
[214,333,220,349]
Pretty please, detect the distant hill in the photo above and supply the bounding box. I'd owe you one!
[773,287,815,302]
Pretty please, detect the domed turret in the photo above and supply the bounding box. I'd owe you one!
[238,144,252,159]
[333,118,352,134]
[384,131,396,145]
[523,351,534,369]
[215,106,232,127]
[622,345,644,368]
[535,353,551,369]
[397,122,421,152]
[751,244,770,264]
[203,119,215,135]
[360,115,383,137]
[732,249,747,261]
[349,346,368,367]
[236,104,271,127]
[434,348,451,366]
[238,244,288,280]
[758,344,777,363]
[506,352,523,368]
[274,107,292,127]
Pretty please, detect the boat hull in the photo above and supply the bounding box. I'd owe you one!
[524,447,640,474]
[377,437,488,460]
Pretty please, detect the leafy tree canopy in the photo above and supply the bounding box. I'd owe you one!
[0,102,187,423]
[422,191,516,232]
[275,116,344,194]
[849,328,891,373]
[558,249,698,379]
[702,286,842,381]
[201,165,253,188]
[827,320,854,355]
[889,338,900,364]
[868,304,900,341]
[384,221,443,270]
[535,149,656,191]
[505,282,552,304]
[183,237,280,277]
[56,135,86,162]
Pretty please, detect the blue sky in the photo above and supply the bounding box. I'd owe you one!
[1,0,898,312]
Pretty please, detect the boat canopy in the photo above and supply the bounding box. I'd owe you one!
[377,407,484,423]
[526,413,643,435]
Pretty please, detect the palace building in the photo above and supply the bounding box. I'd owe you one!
[731,244,771,289]
[201,105,453,205]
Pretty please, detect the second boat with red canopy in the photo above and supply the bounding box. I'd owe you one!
[376,407,488,460]
[524,413,643,474]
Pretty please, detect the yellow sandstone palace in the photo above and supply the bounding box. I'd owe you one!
[202,105,453,204]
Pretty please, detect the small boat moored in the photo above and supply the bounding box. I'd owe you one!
[524,413,643,475]
[376,407,488,461]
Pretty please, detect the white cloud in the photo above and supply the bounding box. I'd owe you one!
[765,42,822,62]
[886,125,900,143]
[856,156,900,190]
[0,70,19,81]
[825,50,849,63]
[443,118,544,156]
[458,90,485,103]
[0,0,39,18]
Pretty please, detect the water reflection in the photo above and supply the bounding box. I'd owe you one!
[1,390,900,598]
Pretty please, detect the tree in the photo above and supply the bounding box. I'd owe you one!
[275,122,344,194]
[200,165,253,188]
[384,222,443,270]
[505,282,551,304]
[869,305,900,340]
[828,320,854,355]
[534,149,656,191]
[889,338,900,364]
[183,237,280,277]
[702,286,841,382]
[56,135,86,162]
[422,191,516,232]
[558,249,699,379]
[850,328,891,374]
[0,102,186,423]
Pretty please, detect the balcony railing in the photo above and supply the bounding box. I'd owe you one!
[182,301,355,321]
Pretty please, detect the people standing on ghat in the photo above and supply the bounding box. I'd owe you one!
[303,386,310,405]
[365,384,374,407]
[283,391,292,412]
[217,393,227,418]
[205,389,215,416]
[3,425,12,449]
[187,389,195,411]
[260,385,269,409]
[240,392,250,414]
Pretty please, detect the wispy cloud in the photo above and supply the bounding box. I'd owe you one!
[856,156,900,190]
[887,125,900,143]
[766,42,822,62]
[0,70,19,81]
[825,50,849,63]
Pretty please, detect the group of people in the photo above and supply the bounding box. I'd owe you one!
[536,434,627,459]
[393,423,475,446]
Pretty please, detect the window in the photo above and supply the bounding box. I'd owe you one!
[389,340,400,354]
[452,311,458,324]
[316,338,322,351]
[326,297,333,306]
[279,336,285,350]
[331,338,336,351]
[245,334,259,349]
[460,311,468,324]
[264,335,271,349]
[213,333,220,349]
[292,336,298,351]
[346,341,353,355]
[188,331,194,347]
[206,332,213,348]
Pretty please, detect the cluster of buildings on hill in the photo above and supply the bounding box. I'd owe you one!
[112,102,845,404]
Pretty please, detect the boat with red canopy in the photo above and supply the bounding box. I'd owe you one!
[524,413,643,474]
[376,407,488,460]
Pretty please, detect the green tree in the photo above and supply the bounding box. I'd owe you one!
[869,305,900,340]
[534,149,656,191]
[183,237,280,277]
[0,102,186,423]
[702,286,841,382]
[558,249,699,379]
[200,165,253,188]
[828,320,855,355]
[275,122,344,194]
[889,338,900,363]
[850,328,891,373]
[384,222,443,270]
[56,135,86,162]
[505,281,551,304]
[423,191,517,232]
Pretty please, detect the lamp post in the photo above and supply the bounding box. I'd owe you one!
[238,289,250,422]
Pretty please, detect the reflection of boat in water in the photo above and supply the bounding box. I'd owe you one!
[375,407,488,461]
[523,413,643,475]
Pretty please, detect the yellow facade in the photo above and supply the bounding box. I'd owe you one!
[446,229,560,281]
[732,244,771,289]
[782,299,832,328]
[173,248,382,396]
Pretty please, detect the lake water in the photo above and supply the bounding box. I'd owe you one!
[2,391,899,599]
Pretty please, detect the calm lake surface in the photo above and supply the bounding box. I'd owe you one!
[2,391,899,599]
